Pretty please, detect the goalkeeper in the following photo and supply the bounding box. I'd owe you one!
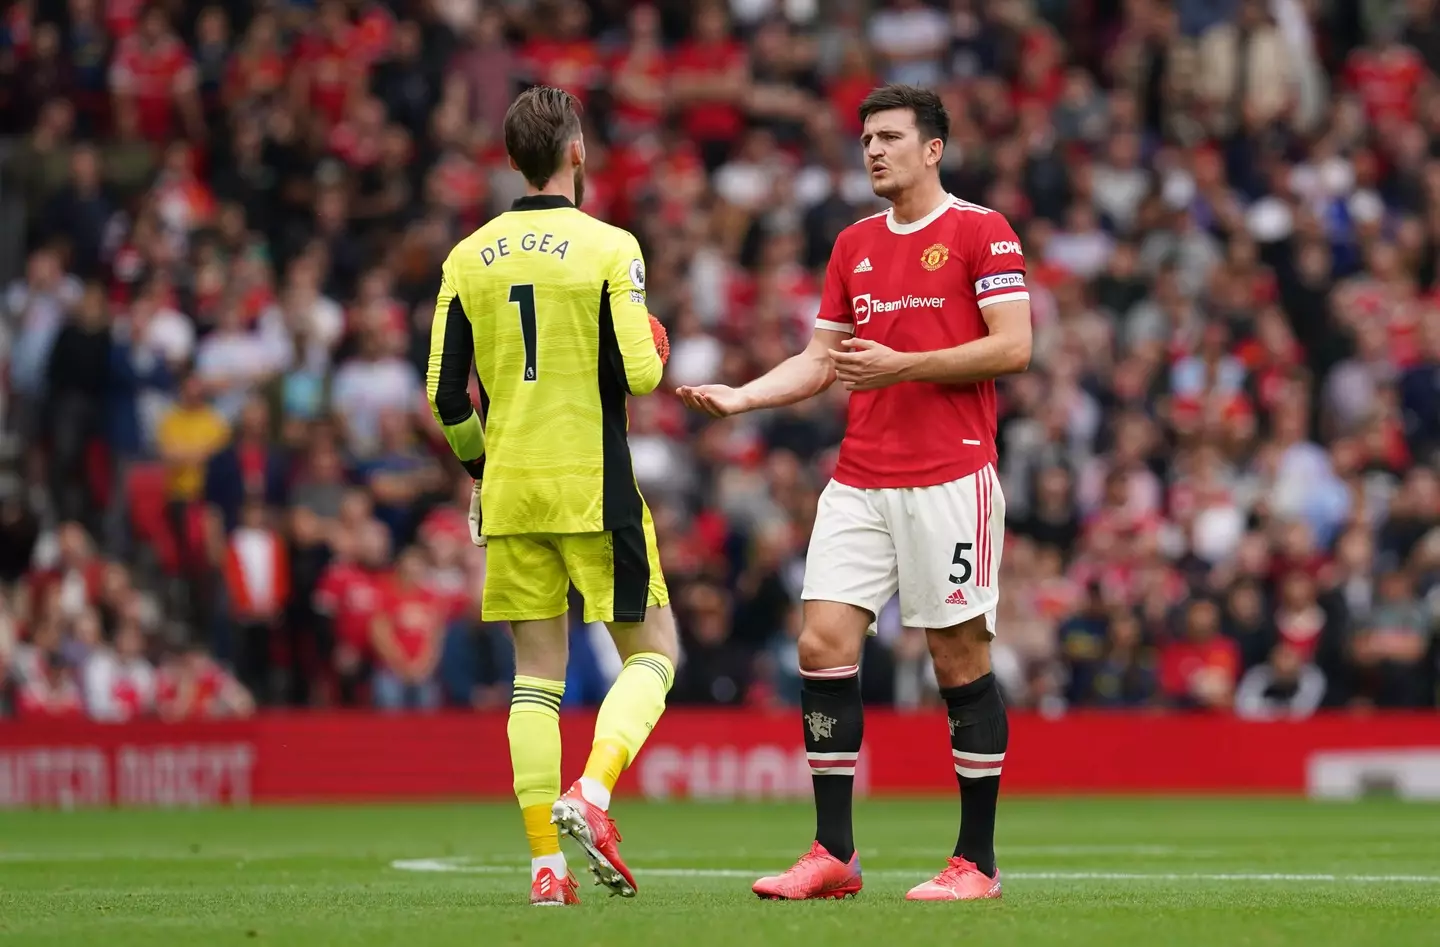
[426,85,675,907]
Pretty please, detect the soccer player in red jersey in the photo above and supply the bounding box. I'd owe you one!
[678,84,1031,903]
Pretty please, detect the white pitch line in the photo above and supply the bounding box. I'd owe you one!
[388,857,1440,884]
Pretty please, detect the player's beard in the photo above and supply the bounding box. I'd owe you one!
[572,163,586,208]
[869,165,904,201]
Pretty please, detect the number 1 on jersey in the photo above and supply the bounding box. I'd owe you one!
[509,283,538,382]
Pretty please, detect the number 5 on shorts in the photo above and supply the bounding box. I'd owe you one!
[949,542,973,585]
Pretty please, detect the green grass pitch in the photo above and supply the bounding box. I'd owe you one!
[2,798,1438,946]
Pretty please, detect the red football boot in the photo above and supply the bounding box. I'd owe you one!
[905,857,1002,901]
[752,842,863,900]
[529,867,581,906]
[551,782,638,897]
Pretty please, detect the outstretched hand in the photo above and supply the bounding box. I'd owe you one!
[676,384,752,418]
[830,337,914,391]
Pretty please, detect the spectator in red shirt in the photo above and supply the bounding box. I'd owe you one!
[1346,30,1425,126]
[108,5,202,144]
[291,0,364,130]
[328,95,387,170]
[669,2,750,172]
[519,0,602,106]
[1012,28,1065,112]
[224,9,285,110]
[1160,598,1241,711]
[313,520,388,706]
[609,3,667,138]
[370,547,444,712]
[156,645,254,721]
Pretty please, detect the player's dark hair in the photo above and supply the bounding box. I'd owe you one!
[858,84,950,145]
[504,85,583,189]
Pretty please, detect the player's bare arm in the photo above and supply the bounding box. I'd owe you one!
[900,297,1031,384]
[676,327,849,418]
[827,336,913,391]
[831,298,1031,392]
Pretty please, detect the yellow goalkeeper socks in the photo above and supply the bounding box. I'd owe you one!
[509,676,565,869]
[579,653,674,810]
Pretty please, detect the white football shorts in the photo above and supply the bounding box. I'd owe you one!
[801,465,1005,634]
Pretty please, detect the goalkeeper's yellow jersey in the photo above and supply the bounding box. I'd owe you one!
[426,194,663,536]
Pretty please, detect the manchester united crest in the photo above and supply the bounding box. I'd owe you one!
[920,243,950,271]
[805,712,836,741]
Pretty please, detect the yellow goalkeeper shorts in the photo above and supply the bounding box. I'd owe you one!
[482,509,668,625]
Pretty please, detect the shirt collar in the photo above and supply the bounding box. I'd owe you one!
[510,195,574,211]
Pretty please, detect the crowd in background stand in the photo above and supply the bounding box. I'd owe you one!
[2,0,1439,721]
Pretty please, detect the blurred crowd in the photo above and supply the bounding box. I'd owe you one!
[2,0,1440,721]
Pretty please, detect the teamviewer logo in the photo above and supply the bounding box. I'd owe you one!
[852,293,872,325]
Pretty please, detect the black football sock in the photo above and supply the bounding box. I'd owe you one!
[942,672,1008,877]
[801,666,863,863]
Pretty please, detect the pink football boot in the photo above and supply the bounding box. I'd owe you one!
[752,842,863,900]
[905,856,1002,901]
[529,867,581,906]
[551,782,638,897]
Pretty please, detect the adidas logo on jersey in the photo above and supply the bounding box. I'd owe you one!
[853,257,872,273]
[945,588,969,606]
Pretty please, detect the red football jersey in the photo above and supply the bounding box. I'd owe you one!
[109,35,196,142]
[380,581,445,664]
[313,562,385,653]
[1159,636,1240,701]
[610,46,667,133]
[155,661,225,720]
[1345,47,1424,123]
[295,29,360,126]
[520,37,602,105]
[668,40,747,142]
[817,195,1028,488]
